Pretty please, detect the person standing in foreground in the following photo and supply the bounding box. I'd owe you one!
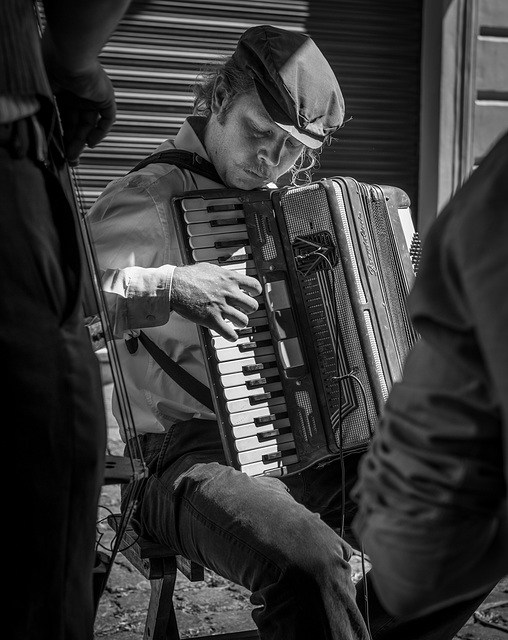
[0,1,131,639]
[89,25,487,639]
[353,131,508,620]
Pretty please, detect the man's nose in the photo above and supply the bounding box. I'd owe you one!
[258,139,284,166]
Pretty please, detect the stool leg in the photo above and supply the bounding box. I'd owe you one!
[144,572,180,640]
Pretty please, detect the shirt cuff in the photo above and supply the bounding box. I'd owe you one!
[102,264,175,333]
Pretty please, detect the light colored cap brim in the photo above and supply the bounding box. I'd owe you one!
[274,122,323,149]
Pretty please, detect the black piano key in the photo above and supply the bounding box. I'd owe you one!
[236,327,254,336]
[250,392,272,404]
[208,204,243,213]
[262,448,297,462]
[242,361,275,373]
[258,429,280,440]
[215,238,250,249]
[245,375,279,390]
[236,323,269,338]
[239,338,273,352]
[210,217,245,226]
[263,451,282,461]
[257,428,293,442]
[246,377,267,388]
[249,389,285,405]
[254,411,288,425]
[218,253,250,264]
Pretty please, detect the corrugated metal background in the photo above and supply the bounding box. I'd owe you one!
[307,0,422,209]
[75,0,422,218]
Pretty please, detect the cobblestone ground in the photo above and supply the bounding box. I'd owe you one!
[95,378,507,640]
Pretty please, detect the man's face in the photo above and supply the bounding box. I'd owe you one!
[204,89,306,190]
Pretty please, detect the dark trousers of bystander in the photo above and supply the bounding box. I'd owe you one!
[0,115,106,640]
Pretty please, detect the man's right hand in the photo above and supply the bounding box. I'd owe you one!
[41,0,133,164]
[45,60,116,165]
[171,263,262,341]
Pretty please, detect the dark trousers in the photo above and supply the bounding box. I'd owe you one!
[1,117,106,640]
[130,419,487,640]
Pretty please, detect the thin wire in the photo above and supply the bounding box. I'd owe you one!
[360,544,373,639]
[322,248,373,637]
[96,499,143,555]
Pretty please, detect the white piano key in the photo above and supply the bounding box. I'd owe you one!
[183,201,243,216]
[223,380,283,401]
[215,343,274,362]
[212,330,272,351]
[180,196,244,214]
[209,316,268,341]
[219,366,279,389]
[231,417,291,439]
[187,221,247,237]
[234,430,294,453]
[192,245,251,263]
[212,314,266,337]
[237,440,295,464]
[216,354,275,375]
[226,392,285,415]
[188,230,249,249]
[195,259,257,276]
[239,453,300,477]
[226,401,287,427]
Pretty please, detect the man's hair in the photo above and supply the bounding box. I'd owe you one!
[192,56,326,186]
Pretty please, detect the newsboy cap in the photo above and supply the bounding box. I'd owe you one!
[232,25,344,149]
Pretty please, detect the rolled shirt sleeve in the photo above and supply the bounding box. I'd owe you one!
[87,157,188,338]
[101,264,174,336]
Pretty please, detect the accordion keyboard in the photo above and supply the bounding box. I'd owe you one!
[176,192,300,476]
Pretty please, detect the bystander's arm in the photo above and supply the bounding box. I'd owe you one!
[352,131,508,619]
[41,0,133,162]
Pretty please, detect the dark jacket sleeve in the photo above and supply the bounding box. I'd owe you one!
[352,131,508,618]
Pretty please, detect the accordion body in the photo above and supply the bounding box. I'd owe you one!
[173,177,421,477]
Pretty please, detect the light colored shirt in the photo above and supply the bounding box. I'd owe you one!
[88,118,222,437]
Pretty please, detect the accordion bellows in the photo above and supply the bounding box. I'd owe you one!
[173,177,421,477]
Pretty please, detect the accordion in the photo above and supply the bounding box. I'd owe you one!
[173,177,421,477]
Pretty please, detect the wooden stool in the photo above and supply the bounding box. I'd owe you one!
[108,515,258,640]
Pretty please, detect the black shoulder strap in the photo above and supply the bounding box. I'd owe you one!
[137,331,214,412]
[129,149,222,184]
[125,148,217,413]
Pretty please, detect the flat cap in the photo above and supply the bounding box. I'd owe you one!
[232,25,345,148]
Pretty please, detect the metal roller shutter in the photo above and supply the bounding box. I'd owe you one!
[75,0,308,209]
[76,0,422,217]
[307,0,422,214]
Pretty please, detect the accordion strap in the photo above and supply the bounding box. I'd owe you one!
[125,149,220,413]
[137,331,214,411]
[129,149,222,183]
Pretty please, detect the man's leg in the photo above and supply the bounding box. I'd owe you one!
[1,121,105,640]
[133,421,370,640]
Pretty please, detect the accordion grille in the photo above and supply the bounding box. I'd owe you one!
[279,184,378,450]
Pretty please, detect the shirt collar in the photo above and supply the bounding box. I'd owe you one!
[173,116,210,159]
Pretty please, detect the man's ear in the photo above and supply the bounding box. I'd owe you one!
[211,77,229,115]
